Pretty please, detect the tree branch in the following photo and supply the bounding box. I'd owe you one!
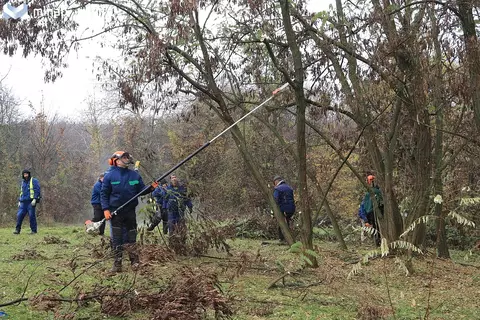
[166,45,207,77]
[387,0,460,18]
[165,52,217,103]
[86,0,156,34]
[263,39,295,88]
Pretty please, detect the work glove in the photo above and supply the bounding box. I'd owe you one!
[365,222,372,228]
[17,201,20,208]
[104,210,112,220]
[151,181,159,189]
[31,199,36,207]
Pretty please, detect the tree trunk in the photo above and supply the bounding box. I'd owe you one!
[458,0,480,132]
[279,0,317,266]
[408,115,432,246]
[381,147,404,242]
[430,7,450,258]
[380,2,432,247]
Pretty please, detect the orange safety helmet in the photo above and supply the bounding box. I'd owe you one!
[367,175,375,185]
[108,151,133,166]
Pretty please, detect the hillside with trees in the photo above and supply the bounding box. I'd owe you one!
[0,1,479,319]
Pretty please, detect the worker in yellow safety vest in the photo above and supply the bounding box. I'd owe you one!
[14,169,41,235]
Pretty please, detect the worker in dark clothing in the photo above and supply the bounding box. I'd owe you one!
[147,179,169,234]
[101,151,158,273]
[273,175,295,242]
[358,174,383,246]
[90,173,106,235]
[14,169,41,235]
[163,175,192,243]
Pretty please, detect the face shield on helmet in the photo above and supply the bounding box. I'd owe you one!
[110,151,134,167]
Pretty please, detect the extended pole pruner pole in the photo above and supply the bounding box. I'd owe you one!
[110,83,289,216]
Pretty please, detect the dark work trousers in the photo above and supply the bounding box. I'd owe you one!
[168,209,187,245]
[278,212,295,241]
[110,207,138,263]
[366,211,381,246]
[161,208,168,234]
[92,204,106,235]
[149,206,169,234]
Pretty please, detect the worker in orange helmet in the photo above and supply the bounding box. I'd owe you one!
[101,151,158,273]
[358,173,384,246]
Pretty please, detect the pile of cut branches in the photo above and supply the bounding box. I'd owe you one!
[168,212,236,256]
[135,266,233,319]
[234,213,278,239]
[22,265,232,319]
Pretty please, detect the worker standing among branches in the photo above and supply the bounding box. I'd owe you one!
[101,151,158,273]
[273,175,296,243]
[90,173,106,236]
[358,174,384,246]
[147,179,169,234]
[163,175,192,244]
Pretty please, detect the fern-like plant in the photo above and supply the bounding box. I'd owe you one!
[348,238,423,279]
[349,195,477,279]
[288,241,321,268]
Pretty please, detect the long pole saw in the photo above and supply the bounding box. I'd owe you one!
[86,83,289,232]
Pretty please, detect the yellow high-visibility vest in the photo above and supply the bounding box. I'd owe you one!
[19,178,35,199]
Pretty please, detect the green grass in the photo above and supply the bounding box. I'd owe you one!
[0,226,479,319]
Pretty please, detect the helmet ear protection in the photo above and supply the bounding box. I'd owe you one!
[109,151,127,166]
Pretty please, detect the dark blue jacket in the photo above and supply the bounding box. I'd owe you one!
[273,180,295,213]
[91,179,102,205]
[19,177,41,202]
[101,166,148,211]
[163,184,192,214]
[152,187,167,208]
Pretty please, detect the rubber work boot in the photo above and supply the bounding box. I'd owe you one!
[110,259,122,273]
[162,223,168,235]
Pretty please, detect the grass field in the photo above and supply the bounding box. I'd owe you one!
[0,225,479,319]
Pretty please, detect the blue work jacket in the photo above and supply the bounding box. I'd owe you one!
[19,178,41,202]
[273,180,295,213]
[163,184,192,214]
[101,166,149,211]
[91,179,102,205]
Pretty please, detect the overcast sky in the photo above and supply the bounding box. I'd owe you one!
[0,0,335,119]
